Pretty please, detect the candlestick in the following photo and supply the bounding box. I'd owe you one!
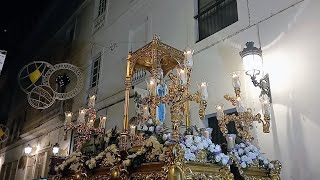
[99,116,107,129]
[64,111,73,126]
[215,104,224,120]
[129,125,136,135]
[231,72,241,89]
[78,108,87,124]
[177,68,187,85]
[88,95,96,108]
[200,82,208,100]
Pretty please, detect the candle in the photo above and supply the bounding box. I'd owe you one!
[130,125,136,135]
[203,130,209,139]
[235,97,246,113]
[215,104,224,120]
[147,77,157,96]
[64,111,73,125]
[226,134,236,151]
[99,116,107,129]
[200,82,208,100]
[184,48,193,67]
[143,105,149,119]
[88,119,94,128]
[178,68,187,85]
[88,95,96,108]
[77,108,87,124]
[231,72,241,88]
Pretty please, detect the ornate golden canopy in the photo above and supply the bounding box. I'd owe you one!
[127,35,185,77]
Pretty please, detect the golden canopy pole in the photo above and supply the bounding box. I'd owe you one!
[123,53,132,132]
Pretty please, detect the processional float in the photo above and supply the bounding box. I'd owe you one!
[51,35,281,180]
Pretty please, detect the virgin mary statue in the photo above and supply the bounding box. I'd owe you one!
[156,72,167,124]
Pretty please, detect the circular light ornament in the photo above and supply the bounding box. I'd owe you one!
[43,63,83,100]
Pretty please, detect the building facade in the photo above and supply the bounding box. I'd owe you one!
[0,0,319,179]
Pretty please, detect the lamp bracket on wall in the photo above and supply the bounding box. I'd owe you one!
[250,73,272,103]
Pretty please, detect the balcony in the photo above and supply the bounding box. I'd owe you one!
[93,13,106,34]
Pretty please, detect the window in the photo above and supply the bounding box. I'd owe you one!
[90,53,101,88]
[195,0,238,41]
[98,0,107,16]
[208,109,237,145]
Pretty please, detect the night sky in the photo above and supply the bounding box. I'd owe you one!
[0,0,54,123]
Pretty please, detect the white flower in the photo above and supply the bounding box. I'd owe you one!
[123,159,131,166]
[184,153,196,161]
[245,147,251,153]
[241,155,248,162]
[215,145,222,152]
[241,162,247,168]
[159,154,166,161]
[238,148,244,155]
[190,145,197,152]
[197,143,204,150]
[156,125,161,132]
[147,119,153,124]
[194,136,201,143]
[268,163,274,169]
[209,144,215,153]
[263,159,269,165]
[247,158,253,164]
[162,134,168,141]
[215,155,222,162]
[185,142,192,148]
[148,126,154,132]
[240,143,246,148]
[221,158,228,165]
[143,125,148,131]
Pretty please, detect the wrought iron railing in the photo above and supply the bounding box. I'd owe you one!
[132,69,147,85]
[195,0,238,41]
[93,12,106,34]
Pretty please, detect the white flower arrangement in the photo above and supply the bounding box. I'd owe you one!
[231,142,271,169]
[85,144,120,169]
[123,135,164,167]
[55,151,82,172]
[181,135,230,165]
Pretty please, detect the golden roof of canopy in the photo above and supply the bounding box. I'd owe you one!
[127,35,185,76]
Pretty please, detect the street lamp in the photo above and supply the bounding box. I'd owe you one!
[240,42,272,102]
[52,143,60,155]
[24,144,32,155]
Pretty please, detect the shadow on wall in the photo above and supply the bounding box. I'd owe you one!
[261,0,320,178]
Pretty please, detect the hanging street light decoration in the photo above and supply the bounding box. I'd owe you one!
[240,42,272,102]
